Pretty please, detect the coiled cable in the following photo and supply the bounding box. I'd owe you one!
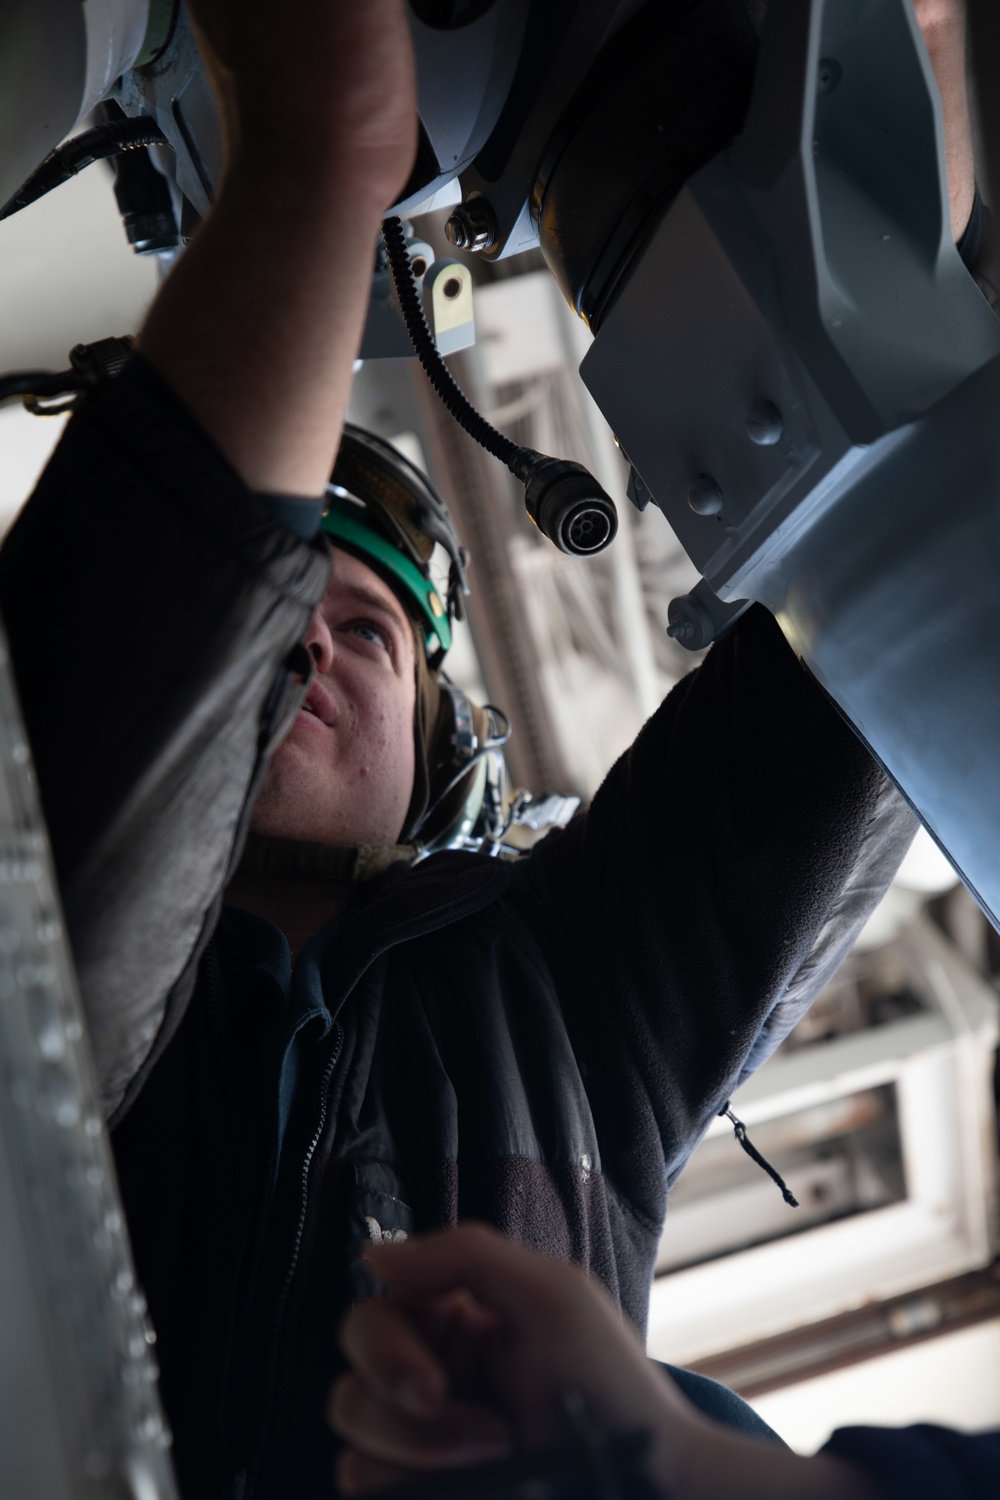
[381,214,618,557]
[382,215,531,478]
[1,117,169,221]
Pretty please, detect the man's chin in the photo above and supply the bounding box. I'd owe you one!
[250,740,329,840]
[249,748,408,848]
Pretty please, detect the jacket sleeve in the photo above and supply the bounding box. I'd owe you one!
[0,361,330,1121]
[511,604,915,1218]
[821,1424,1000,1499]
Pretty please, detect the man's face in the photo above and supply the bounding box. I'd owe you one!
[251,549,417,846]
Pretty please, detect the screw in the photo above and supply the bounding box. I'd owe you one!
[746,400,784,446]
[687,474,723,517]
[444,199,498,253]
[817,57,841,94]
[666,614,695,643]
[667,592,714,650]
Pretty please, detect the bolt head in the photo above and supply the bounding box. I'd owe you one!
[746,400,784,446]
[666,615,695,642]
[444,199,497,254]
[444,214,471,250]
[687,474,723,517]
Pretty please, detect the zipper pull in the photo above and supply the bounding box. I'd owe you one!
[719,1102,799,1208]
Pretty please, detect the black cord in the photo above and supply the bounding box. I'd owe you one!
[1,117,169,221]
[381,216,537,482]
[721,1103,800,1208]
[381,215,618,558]
[0,370,84,405]
[410,709,512,843]
[1,337,135,411]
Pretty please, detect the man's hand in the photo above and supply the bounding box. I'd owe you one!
[187,0,417,207]
[328,1226,882,1500]
[328,1224,695,1496]
[138,1,417,497]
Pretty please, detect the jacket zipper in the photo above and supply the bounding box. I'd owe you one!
[235,1020,344,1500]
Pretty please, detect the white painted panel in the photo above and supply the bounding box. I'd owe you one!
[0,162,158,370]
[1,143,160,531]
[475,271,574,385]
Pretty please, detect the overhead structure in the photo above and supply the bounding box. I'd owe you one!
[580,0,1000,926]
[3,0,997,919]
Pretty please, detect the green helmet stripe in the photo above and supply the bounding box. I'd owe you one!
[320,498,451,656]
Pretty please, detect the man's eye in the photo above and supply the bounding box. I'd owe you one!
[347,620,389,650]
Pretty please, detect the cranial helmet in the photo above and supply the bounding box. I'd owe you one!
[323,425,509,854]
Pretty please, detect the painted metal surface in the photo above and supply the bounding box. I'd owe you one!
[583,0,1000,927]
[0,621,176,1499]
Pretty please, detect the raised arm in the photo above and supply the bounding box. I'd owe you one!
[0,1,418,1117]
[508,0,983,1215]
[139,0,417,494]
[512,608,916,1214]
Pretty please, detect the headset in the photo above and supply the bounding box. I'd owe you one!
[324,425,578,860]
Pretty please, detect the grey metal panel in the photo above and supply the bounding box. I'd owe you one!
[579,158,857,595]
[402,1,532,214]
[581,0,1000,599]
[117,7,222,217]
[747,362,1000,930]
[0,626,177,1499]
[0,1115,78,1497]
[732,0,998,439]
[581,0,1000,928]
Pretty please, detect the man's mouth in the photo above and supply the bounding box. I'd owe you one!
[299,681,335,726]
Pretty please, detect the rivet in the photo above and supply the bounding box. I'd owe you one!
[746,400,784,446]
[687,475,723,517]
[817,57,842,94]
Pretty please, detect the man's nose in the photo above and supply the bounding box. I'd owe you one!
[303,608,335,673]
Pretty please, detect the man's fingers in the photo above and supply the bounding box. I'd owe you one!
[364,1224,604,1328]
[336,1446,416,1496]
[339,1295,448,1418]
[329,1373,512,1470]
[357,1227,686,1460]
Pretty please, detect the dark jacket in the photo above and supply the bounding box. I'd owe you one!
[822,1424,1000,1499]
[0,364,915,1499]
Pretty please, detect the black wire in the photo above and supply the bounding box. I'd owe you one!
[381,216,537,482]
[410,710,512,843]
[23,393,85,417]
[1,117,169,221]
[0,370,84,404]
[721,1104,800,1208]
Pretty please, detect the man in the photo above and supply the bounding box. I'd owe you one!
[0,2,980,1497]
